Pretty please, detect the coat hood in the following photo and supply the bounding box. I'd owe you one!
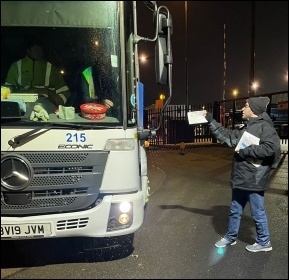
[249,112,274,127]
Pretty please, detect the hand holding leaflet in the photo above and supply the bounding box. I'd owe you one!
[187,110,208,125]
[235,131,260,152]
[236,131,261,167]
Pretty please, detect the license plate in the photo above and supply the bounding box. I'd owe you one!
[1,223,52,238]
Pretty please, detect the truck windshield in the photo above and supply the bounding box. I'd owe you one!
[1,1,123,126]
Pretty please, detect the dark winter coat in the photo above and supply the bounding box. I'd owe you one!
[79,63,119,118]
[208,112,281,191]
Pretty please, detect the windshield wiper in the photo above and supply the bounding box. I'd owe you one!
[8,122,117,146]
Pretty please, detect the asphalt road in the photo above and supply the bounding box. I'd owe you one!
[1,146,288,279]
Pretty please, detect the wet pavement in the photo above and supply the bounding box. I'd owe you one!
[1,145,288,279]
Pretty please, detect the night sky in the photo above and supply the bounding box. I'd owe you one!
[136,1,288,107]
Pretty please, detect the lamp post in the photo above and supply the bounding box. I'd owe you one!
[249,1,255,97]
[231,89,238,129]
[233,89,238,110]
[185,1,189,107]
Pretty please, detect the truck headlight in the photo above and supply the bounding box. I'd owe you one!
[107,202,133,231]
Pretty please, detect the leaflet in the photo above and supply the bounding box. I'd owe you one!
[235,131,260,151]
[187,110,208,125]
[235,131,261,167]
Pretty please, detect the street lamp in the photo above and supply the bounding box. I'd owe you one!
[139,56,148,63]
[233,89,238,98]
[139,55,153,63]
[252,82,259,92]
[233,89,238,110]
[139,55,152,80]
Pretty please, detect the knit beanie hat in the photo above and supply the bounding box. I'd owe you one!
[248,97,270,115]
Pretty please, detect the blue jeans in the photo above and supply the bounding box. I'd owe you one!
[224,188,270,245]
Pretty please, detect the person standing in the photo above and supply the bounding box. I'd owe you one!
[205,97,281,252]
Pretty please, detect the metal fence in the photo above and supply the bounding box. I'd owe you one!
[145,91,288,150]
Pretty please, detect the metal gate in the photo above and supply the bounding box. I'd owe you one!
[145,91,288,150]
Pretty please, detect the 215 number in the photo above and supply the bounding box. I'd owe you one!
[66,133,86,142]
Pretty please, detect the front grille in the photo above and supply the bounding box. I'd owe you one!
[1,151,109,215]
[2,196,77,209]
[34,166,94,175]
[19,153,89,164]
[30,175,83,187]
[33,188,88,197]
[57,218,89,230]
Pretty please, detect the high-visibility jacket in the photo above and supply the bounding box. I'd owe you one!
[81,65,118,100]
[5,55,70,105]
[82,66,96,99]
[80,64,119,117]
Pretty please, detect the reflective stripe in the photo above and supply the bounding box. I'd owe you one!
[34,85,56,91]
[17,60,22,85]
[82,67,95,98]
[16,60,51,87]
[58,93,67,104]
[56,85,69,94]
[45,62,51,86]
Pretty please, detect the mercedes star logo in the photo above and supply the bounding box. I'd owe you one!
[1,155,33,191]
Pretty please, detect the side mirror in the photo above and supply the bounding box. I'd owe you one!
[155,10,173,85]
[155,36,167,84]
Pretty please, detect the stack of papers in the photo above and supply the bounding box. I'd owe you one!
[235,131,261,167]
[235,131,260,152]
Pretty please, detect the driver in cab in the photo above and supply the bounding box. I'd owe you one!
[4,33,71,108]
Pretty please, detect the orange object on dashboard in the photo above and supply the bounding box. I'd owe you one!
[80,103,107,120]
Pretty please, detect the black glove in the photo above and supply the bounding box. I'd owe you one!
[205,112,213,123]
[238,148,246,159]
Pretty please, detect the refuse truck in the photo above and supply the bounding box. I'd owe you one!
[1,1,173,240]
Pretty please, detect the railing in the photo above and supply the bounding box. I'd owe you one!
[145,91,288,152]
